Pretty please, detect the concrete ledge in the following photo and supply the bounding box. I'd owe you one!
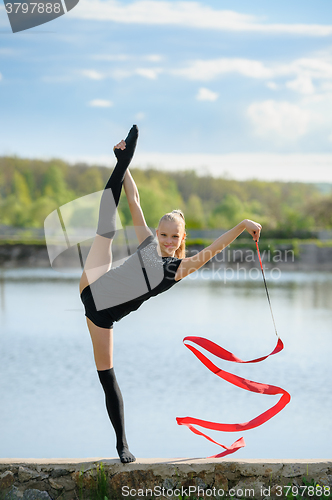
[0,459,331,500]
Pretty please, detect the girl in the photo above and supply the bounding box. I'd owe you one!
[79,125,262,463]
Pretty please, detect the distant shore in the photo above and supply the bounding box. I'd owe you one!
[0,240,331,271]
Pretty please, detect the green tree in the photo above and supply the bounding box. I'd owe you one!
[77,167,104,194]
[277,205,315,235]
[42,164,72,205]
[14,171,31,206]
[0,171,33,226]
[307,196,332,229]
[29,197,59,228]
[211,194,243,227]
[136,184,168,227]
[185,194,205,229]
[1,154,331,236]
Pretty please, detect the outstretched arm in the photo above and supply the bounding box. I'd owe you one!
[113,139,152,244]
[175,219,262,281]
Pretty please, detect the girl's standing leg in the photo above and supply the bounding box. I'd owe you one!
[87,318,135,463]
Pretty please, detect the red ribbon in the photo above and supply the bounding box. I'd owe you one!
[176,241,291,457]
[176,336,291,457]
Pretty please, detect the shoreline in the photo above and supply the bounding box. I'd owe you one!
[0,241,332,271]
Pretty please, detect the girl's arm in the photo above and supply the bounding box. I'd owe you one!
[175,219,262,281]
[123,169,153,244]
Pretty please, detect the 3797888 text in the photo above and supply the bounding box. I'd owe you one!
[5,2,61,14]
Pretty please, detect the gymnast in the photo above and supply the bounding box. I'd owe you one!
[79,125,262,463]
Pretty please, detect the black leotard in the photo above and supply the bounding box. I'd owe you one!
[80,234,182,329]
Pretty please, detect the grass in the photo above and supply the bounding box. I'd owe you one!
[283,477,332,500]
[77,462,117,500]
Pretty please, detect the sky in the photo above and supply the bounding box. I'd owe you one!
[1,0,332,182]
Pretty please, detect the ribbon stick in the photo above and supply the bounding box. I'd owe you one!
[176,242,290,458]
[256,241,279,338]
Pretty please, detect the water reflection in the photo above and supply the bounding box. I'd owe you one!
[0,268,331,459]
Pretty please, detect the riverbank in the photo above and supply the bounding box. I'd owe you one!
[0,458,331,500]
[0,240,332,270]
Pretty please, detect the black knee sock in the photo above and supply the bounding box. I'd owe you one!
[97,368,136,463]
[96,125,138,239]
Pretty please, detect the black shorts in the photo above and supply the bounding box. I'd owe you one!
[80,286,114,329]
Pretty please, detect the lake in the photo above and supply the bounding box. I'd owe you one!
[0,267,331,460]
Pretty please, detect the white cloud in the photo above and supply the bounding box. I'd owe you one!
[286,76,315,94]
[0,73,2,81]
[173,55,332,83]
[88,99,113,107]
[91,53,163,62]
[247,100,311,140]
[92,54,130,61]
[71,1,255,27]
[283,57,332,80]
[174,58,272,81]
[106,67,162,80]
[144,54,163,62]
[71,0,332,36]
[321,82,332,92]
[301,93,328,104]
[77,48,332,90]
[42,75,74,83]
[109,69,133,80]
[196,87,219,101]
[81,69,104,80]
[134,112,146,120]
[266,82,279,90]
[136,67,161,79]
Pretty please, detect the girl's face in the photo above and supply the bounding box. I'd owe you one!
[156,219,185,257]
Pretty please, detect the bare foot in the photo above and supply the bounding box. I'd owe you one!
[117,445,136,463]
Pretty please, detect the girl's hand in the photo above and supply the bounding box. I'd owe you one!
[113,140,126,151]
[243,219,262,242]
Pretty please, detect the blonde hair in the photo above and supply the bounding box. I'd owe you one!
[158,209,186,259]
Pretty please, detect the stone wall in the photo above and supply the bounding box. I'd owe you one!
[0,459,331,500]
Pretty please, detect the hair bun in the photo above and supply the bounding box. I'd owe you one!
[171,209,185,220]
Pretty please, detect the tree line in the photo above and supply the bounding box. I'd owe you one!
[0,155,331,238]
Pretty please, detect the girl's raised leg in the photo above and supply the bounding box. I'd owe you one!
[79,125,138,293]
